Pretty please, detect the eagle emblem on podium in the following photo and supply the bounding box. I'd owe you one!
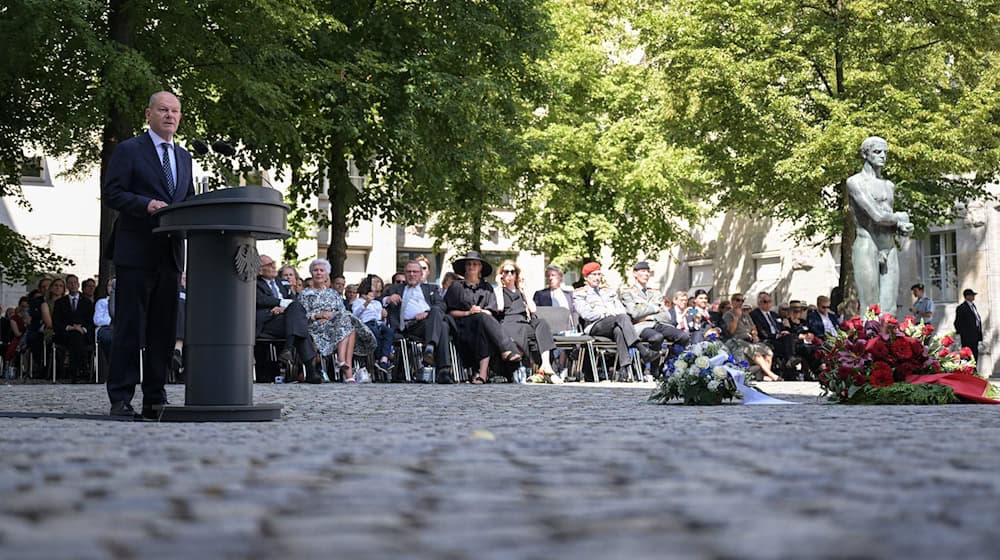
[234,243,260,282]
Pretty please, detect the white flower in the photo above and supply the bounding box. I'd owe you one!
[691,344,704,356]
[674,361,688,373]
[712,366,728,379]
[708,380,719,391]
[695,356,711,370]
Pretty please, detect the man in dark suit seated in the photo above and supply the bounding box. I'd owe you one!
[52,274,96,382]
[807,295,840,341]
[954,288,983,365]
[749,291,793,375]
[102,91,194,419]
[383,260,453,382]
[532,265,579,327]
[256,255,320,383]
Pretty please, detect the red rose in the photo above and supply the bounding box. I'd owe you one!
[818,372,828,384]
[902,315,916,329]
[895,362,916,381]
[884,315,899,326]
[937,348,950,358]
[868,304,881,315]
[909,337,924,357]
[852,372,866,386]
[871,366,893,387]
[865,337,890,360]
[960,347,973,360]
[891,337,913,360]
[941,335,955,347]
[960,366,975,376]
[838,365,853,380]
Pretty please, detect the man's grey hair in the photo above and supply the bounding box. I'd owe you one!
[148,91,180,108]
[545,264,563,276]
[309,258,331,274]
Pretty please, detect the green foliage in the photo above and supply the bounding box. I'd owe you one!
[0,224,73,284]
[633,0,1000,249]
[845,383,959,405]
[513,0,711,273]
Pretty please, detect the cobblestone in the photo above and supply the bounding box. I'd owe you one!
[1,381,998,559]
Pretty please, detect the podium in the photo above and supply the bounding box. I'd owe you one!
[152,187,288,421]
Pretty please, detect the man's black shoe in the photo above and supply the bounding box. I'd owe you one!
[171,348,183,371]
[109,401,139,418]
[422,344,435,367]
[435,367,454,384]
[141,404,162,421]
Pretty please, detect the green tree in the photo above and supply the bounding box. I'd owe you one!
[512,0,712,274]
[634,0,1000,300]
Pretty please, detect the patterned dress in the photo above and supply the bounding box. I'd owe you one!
[299,288,376,357]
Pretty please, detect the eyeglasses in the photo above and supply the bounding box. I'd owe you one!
[501,269,516,275]
[733,298,744,302]
[419,265,428,270]
[820,305,830,310]
[760,299,771,303]
[394,279,406,285]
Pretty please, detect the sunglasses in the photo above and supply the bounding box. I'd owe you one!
[394,280,406,284]
[820,305,830,310]
[501,269,516,275]
[419,265,428,270]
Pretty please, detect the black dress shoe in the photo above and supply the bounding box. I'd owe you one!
[110,401,139,418]
[435,367,454,384]
[141,404,162,421]
[422,344,436,366]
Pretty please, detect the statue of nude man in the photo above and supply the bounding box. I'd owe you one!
[848,136,914,314]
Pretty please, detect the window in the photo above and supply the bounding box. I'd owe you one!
[688,261,713,292]
[829,243,841,277]
[13,156,52,186]
[754,256,781,283]
[923,231,958,302]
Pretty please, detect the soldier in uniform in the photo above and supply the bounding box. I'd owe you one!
[573,262,660,379]
[618,261,691,360]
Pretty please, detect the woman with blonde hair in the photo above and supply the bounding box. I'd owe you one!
[494,259,559,378]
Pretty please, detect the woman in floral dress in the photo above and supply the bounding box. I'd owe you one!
[299,259,375,382]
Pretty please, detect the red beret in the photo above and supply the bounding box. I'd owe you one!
[581,262,601,277]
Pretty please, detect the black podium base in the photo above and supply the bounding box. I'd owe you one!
[155,403,282,422]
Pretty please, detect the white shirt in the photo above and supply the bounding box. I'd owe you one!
[148,129,177,186]
[401,285,430,322]
[94,298,111,328]
[821,312,837,335]
[550,288,569,309]
[353,298,384,324]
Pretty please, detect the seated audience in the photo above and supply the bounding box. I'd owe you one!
[384,261,454,382]
[4,297,28,366]
[93,278,115,373]
[573,262,660,379]
[52,274,95,381]
[446,251,522,384]
[345,283,359,309]
[440,271,459,298]
[300,259,369,382]
[685,289,720,344]
[495,259,558,377]
[750,290,792,363]
[416,255,433,284]
[807,295,840,340]
[353,275,393,375]
[81,278,97,302]
[722,292,780,381]
[533,264,579,327]
[278,265,303,295]
[256,255,321,383]
[619,261,690,368]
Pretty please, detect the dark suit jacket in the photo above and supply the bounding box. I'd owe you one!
[102,132,195,271]
[807,309,840,339]
[954,301,983,344]
[750,308,782,342]
[533,288,578,325]
[255,277,293,336]
[53,294,95,338]
[383,283,444,332]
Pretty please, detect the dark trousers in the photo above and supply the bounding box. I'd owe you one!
[404,306,451,368]
[452,311,515,363]
[650,323,690,347]
[107,265,179,406]
[502,315,556,357]
[588,314,638,367]
[260,300,316,363]
[53,329,89,377]
[365,320,393,361]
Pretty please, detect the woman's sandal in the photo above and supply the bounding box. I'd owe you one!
[470,376,487,385]
[501,351,523,363]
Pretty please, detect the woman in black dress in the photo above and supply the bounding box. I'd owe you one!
[445,251,521,384]
[495,259,557,376]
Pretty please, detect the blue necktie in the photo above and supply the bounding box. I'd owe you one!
[161,143,175,196]
[270,280,281,298]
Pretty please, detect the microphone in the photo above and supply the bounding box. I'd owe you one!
[211,141,236,157]
[190,140,209,155]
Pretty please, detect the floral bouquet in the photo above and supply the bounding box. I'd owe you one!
[649,339,746,405]
[819,304,998,404]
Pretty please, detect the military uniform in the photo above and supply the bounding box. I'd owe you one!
[574,285,651,370]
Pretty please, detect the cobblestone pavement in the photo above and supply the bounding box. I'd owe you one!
[1,381,998,560]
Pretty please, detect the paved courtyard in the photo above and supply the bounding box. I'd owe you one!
[1,381,998,559]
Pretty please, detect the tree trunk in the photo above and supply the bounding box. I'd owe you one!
[97,0,134,298]
[324,141,354,278]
